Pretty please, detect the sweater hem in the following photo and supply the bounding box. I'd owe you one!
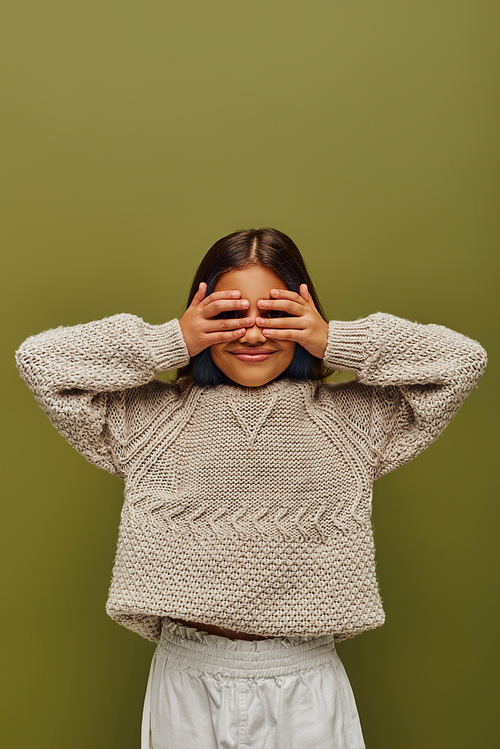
[323,318,374,373]
[105,602,386,643]
[142,318,190,372]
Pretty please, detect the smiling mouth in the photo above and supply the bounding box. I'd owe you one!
[229,350,278,362]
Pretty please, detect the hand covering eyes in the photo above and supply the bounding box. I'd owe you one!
[213,310,288,320]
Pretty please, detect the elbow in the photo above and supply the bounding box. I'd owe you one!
[15,341,33,383]
[468,340,488,384]
[477,343,488,376]
[15,336,46,392]
[452,335,487,389]
[451,341,487,403]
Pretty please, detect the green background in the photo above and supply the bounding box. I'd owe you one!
[2,1,498,747]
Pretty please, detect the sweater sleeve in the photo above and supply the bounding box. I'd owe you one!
[322,312,487,480]
[15,314,190,477]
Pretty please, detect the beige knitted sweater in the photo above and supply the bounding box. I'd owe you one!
[15,313,487,642]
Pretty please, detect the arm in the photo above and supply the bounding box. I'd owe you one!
[15,314,190,476]
[322,313,487,479]
[250,286,487,479]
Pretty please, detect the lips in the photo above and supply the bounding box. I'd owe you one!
[229,348,278,362]
[230,348,277,355]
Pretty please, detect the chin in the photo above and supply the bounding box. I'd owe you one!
[223,369,284,388]
[235,377,274,388]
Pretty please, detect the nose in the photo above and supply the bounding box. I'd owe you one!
[239,318,267,344]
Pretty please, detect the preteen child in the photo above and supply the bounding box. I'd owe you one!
[16,228,487,749]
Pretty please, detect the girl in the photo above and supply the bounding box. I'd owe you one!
[16,228,487,749]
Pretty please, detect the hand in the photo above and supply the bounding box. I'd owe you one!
[179,283,255,358]
[256,284,329,359]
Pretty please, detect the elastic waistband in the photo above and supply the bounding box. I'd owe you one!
[157,618,337,678]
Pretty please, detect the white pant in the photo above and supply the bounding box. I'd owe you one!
[142,618,365,749]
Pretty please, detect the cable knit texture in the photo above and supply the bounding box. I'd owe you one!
[15,313,487,642]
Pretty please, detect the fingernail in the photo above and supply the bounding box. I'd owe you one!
[231,291,239,297]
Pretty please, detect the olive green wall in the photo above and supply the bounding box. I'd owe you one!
[2,2,498,747]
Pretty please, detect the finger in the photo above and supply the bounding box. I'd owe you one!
[204,316,255,332]
[269,288,308,305]
[204,327,251,344]
[200,289,242,307]
[202,298,250,317]
[256,315,307,329]
[190,282,207,308]
[261,327,305,341]
[299,283,317,309]
[257,298,307,316]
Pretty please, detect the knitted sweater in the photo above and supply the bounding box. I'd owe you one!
[15,313,487,642]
